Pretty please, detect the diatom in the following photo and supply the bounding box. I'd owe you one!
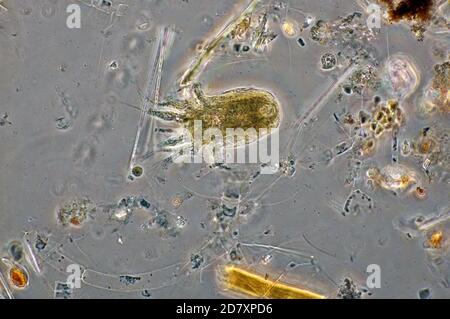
[8,265,29,289]
[1,258,30,290]
[219,265,326,299]
[281,20,299,38]
[428,230,444,249]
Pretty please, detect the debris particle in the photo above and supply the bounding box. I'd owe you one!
[379,0,435,23]
[119,275,141,286]
[428,230,443,249]
[337,277,361,299]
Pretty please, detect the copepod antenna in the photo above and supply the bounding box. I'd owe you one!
[128,26,175,172]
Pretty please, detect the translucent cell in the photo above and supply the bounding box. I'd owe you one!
[382,54,420,100]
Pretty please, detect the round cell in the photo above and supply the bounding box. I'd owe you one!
[7,241,24,262]
[384,54,420,100]
[132,165,144,177]
[200,14,214,30]
[320,52,337,71]
[8,264,29,289]
[108,60,118,71]
[41,3,56,18]
[281,20,299,38]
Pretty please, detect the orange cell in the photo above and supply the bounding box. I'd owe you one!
[9,265,29,289]
[428,231,444,249]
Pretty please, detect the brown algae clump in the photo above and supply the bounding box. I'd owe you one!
[379,0,435,23]
[369,99,405,137]
[378,1,436,40]
[57,198,94,227]
[420,61,450,115]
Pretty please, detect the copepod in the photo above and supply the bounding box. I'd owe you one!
[152,85,281,149]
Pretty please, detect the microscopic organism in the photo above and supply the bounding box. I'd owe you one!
[419,60,449,116]
[7,240,24,263]
[56,198,94,227]
[153,86,281,148]
[382,54,420,100]
[367,164,419,192]
[281,19,299,38]
[1,258,29,290]
[219,264,326,299]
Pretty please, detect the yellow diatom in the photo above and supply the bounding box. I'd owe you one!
[428,231,444,249]
[230,16,251,40]
[281,20,299,38]
[220,265,326,299]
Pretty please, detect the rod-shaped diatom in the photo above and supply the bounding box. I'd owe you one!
[180,0,261,86]
[128,26,175,172]
[220,265,326,299]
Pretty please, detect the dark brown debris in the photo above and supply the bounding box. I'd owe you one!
[379,0,435,23]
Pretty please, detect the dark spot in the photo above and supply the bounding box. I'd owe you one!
[418,288,431,299]
[379,0,435,23]
[373,95,381,104]
[337,277,362,299]
[343,85,352,95]
[131,165,143,177]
